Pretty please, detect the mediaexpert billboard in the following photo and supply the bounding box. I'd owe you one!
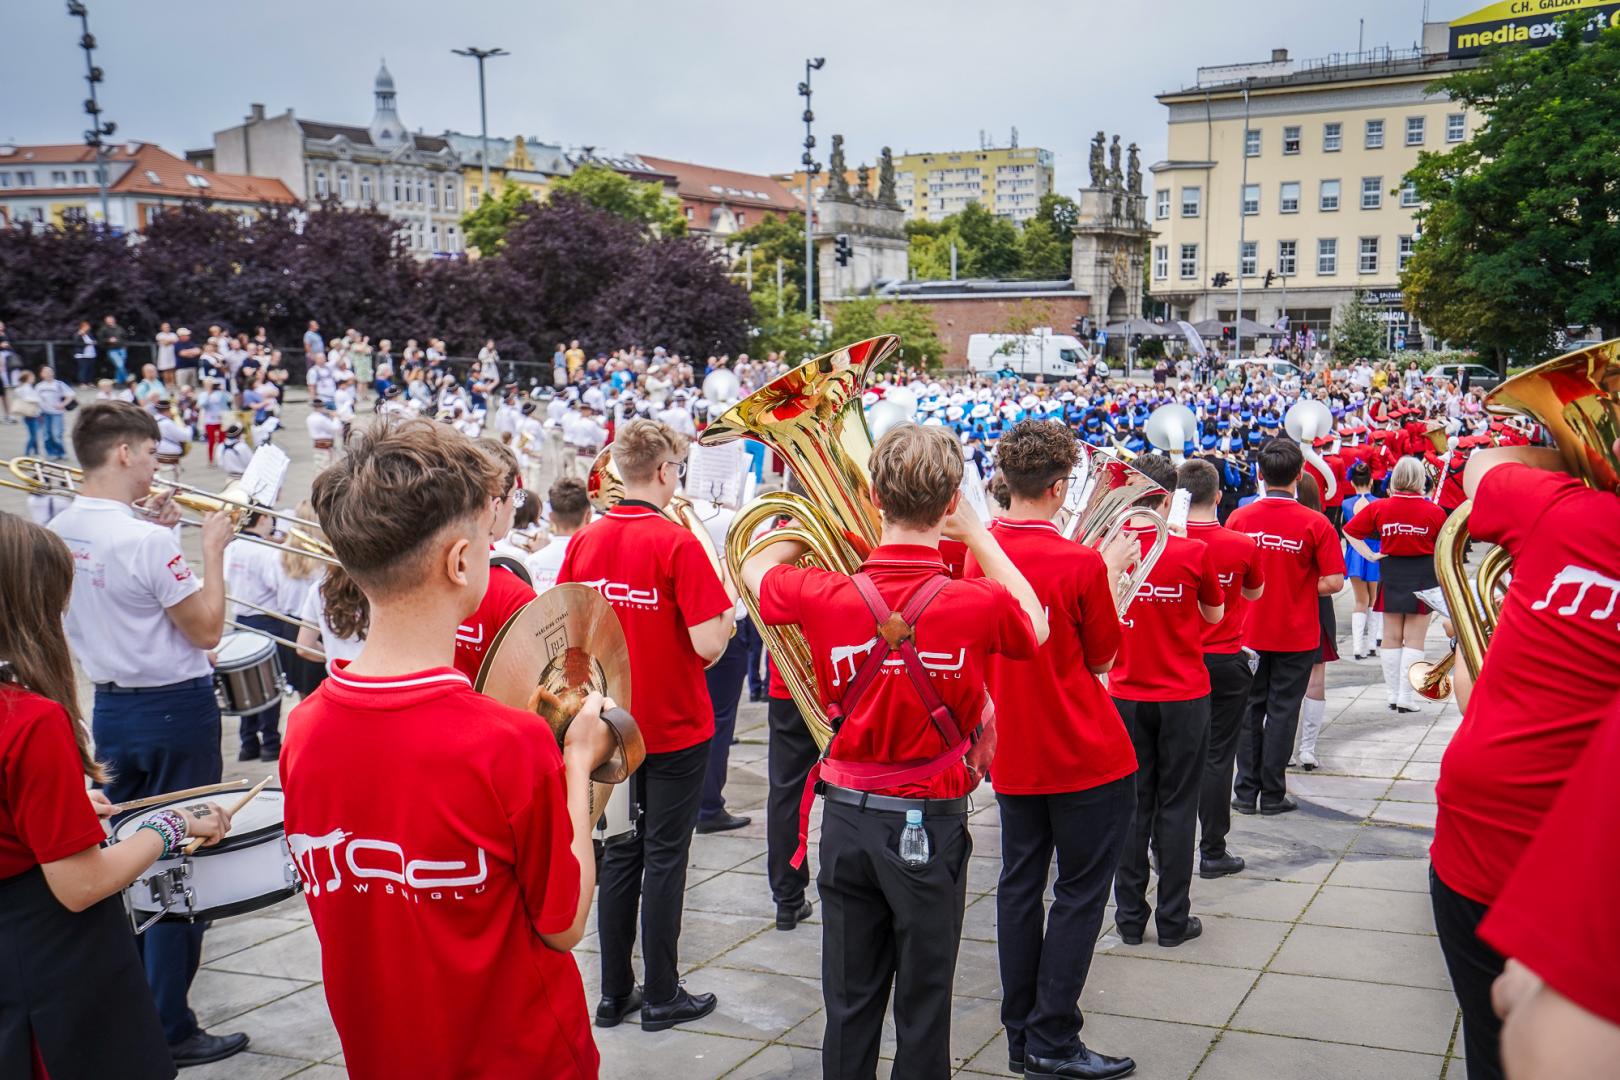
[1449,0,1620,57]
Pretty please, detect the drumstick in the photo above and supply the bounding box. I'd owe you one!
[110,778,250,814]
[181,776,270,855]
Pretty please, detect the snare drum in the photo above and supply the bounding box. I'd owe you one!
[213,629,283,715]
[113,787,299,932]
[595,780,639,847]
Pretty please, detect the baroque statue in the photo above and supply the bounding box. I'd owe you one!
[878,146,899,208]
[855,162,872,204]
[1127,142,1142,195]
[827,134,850,200]
[1109,135,1123,189]
[1088,131,1107,189]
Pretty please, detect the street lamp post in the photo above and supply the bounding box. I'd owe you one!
[1234,79,1251,362]
[67,2,115,228]
[798,58,825,321]
[452,47,509,201]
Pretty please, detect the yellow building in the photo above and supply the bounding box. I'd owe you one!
[445,134,567,212]
[1148,23,1487,348]
[777,144,1055,223]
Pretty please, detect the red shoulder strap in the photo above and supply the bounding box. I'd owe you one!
[847,573,958,747]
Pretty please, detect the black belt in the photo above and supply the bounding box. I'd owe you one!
[95,675,213,695]
[820,783,970,817]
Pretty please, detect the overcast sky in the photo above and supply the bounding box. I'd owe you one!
[5,0,1467,195]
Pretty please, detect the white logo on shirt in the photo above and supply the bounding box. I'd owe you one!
[578,578,661,608]
[1533,565,1620,626]
[1218,571,1236,588]
[1245,531,1305,553]
[1382,522,1431,537]
[1132,582,1185,602]
[827,637,967,687]
[289,829,490,902]
[454,623,484,647]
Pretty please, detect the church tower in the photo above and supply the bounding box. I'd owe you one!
[368,60,410,147]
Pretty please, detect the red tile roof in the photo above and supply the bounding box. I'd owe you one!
[637,156,799,212]
[0,142,294,205]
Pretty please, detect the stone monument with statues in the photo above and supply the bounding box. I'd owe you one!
[815,138,908,299]
[1073,131,1155,352]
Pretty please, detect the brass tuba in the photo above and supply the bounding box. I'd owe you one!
[1413,339,1620,699]
[1284,398,1337,502]
[1057,445,1171,618]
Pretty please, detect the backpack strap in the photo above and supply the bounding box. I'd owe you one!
[850,573,957,746]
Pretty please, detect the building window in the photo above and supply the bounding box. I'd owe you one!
[1323,122,1343,152]
[1398,234,1415,271]
[314,170,329,197]
[393,173,402,202]
[51,170,68,185]
[1279,181,1301,214]
[1320,179,1341,211]
[470,186,480,209]
[360,174,373,201]
[1241,240,1257,277]
[0,173,8,188]
[72,169,88,184]
[1242,184,1259,215]
[414,178,424,204]
[1180,186,1201,218]
[1154,244,1169,280]
[444,181,455,211]
[431,224,440,251]
[429,181,438,209]
[1277,239,1298,277]
[447,225,459,253]
[1179,243,1198,279]
[1365,119,1385,149]
[1406,117,1426,146]
[17,171,34,186]
[1400,179,1419,207]
[1361,176,1383,210]
[1446,113,1467,143]
[1155,188,1169,220]
[338,172,351,199]
[1359,236,1380,273]
[1318,238,1338,275]
[1282,126,1301,155]
[1244,129,1261,157]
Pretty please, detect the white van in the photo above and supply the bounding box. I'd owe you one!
[967,328,1091,378]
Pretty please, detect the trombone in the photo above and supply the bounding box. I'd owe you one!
[1,456,338,567]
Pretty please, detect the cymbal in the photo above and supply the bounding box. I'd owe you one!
[476,583,632,716]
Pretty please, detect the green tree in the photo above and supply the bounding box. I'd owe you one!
[828,298,945,368]
[460,183,537,255]
[745,280,822,361]
[1330,289,1386,359]
[548,163,687,236]
[1403,13,1620,363]
[953,202,1021,278]
[729,211,808,307]
[905,217,960,280]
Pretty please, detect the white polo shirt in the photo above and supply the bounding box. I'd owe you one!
[299,571,364,664]
[47,495,211,686]
[225,535,284,618]
[306,410,343,446]
[524,534,573,591]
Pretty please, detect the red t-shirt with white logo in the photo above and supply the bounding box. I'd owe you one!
[758,544,1038,798]
[1185,520,1263,655]
[452,563,537,683]
[965,519,1132,795]
[1109,532,1225,701]
[558,502,732,754]
[1343,491,1448,557]
[1226,493,1346,653]
[1479,703,1620,1027]
[1304,453,1348,508]
[1433,465,1620,904]
[281,663,596,1079]
[0,685,107,879]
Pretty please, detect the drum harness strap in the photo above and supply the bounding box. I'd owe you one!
[789,571,989,869]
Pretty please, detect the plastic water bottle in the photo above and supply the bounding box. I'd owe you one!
[899,809,930,867]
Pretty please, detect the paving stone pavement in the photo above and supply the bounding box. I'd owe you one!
[1,399,1469,1079]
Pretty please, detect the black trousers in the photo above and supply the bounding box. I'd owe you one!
[598,739,709,1003]
[766,696,819,909]
[1431,866,1505,1080]
[997,775,1134,1060]
[819,799,970,1080]
[1233,648,1314,808]
[739,619,767,698]
[234,612,285,752]
[1199,652,1256,859]
[1113,696,1210,939]
[699,632,747,821]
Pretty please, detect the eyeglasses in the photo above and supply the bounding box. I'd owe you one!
[663,459,688,479]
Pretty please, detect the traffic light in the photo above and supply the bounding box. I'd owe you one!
[835,234,852,266]
[1263,270,1277,287]
[1221,324,1235,341]
[1212,271,1231,288]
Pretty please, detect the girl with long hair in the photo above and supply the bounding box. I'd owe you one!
[0,513,232,1080]
[276,501,328,697]
[1341,462,1382,659]
[1293,474,1337,769]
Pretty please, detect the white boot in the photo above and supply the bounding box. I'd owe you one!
[1369,610,1383,650]
[1380,648,1402,707]
[1399,648,1426,711]
[1298,697,1325,769]
[1351,611,1367,658]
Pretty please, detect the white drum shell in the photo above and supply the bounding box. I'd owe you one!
[213,630,283,715]
[596,782,638,847]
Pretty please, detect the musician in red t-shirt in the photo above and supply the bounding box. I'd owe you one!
[965,421,1136,1079]
[1108,453,1225,950]
[287,420,609,1079]
[1178,460,1264,880]
[558,419,734,1032]
[1429,440,1620,1080]
[743,424,1045,1080]
[1225,439,1346,815]
[452,440,536,682]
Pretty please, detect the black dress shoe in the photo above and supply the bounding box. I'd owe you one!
[171,1030,250,1067]
[776,898,813,930]
[1025,1045,1136,1078]
[1158,916,1203,948]
[259,745,281,763]
[1260,796,1298,816]
[1199,852,1245,879]
[1230,797,1257,816]
[236,742,260,762]
[641,986,717,1032]
[594,986,644,1028]
[695,811,751,834]
[1009,1053,1025,1074]
[1115,925,1144,946]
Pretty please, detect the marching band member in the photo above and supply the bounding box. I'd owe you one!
[0,512,235,1080]
[1226,439,1345,816]
[1341,462,1382,659]
[217,423,253,480]
[147,393,192,483]
[558,419,734,1032]
[562,401,608,481]
[276,501,327,698]
[1108,453,1225,951]
[525,478,589,591]
[491,491,543,565]
[223,510,289,760]
[1344,457,1446,713]
[287,419,607,1078]
[741,424,1047,1080]
[1178,459,1265,880]
[295,564,368,667]
[305,398,343,472]
[1293,475,1339,769]
[694,496,754,836]
[762,650,818,931]
[451,440,536,680]
[1430,439,1620,1079]
[44,402,248,1067]
[968,421,1136,1080]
